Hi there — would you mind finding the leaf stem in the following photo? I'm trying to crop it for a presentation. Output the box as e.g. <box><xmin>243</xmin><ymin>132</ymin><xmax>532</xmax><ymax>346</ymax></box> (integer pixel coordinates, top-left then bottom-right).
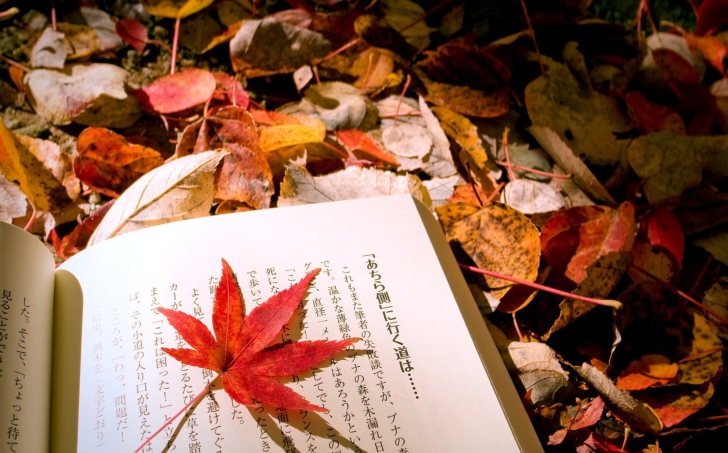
<box><xmin>502</xmin><ymin>128</ymin><xmax>516</xmax><ymax>182</ymax></box>
<box><xmin>630</xmin><ymin>265</ymin><xmax>728</xmax><ymax>327</ymax></box>
<box><xmin>519</xmin><ymin>0</ymin><xmax>543</xmax><ymax>74</ymax></box>
<box><xmin>494</xmin><ymin>160</ymin><xmax>573</xmax><ymax>179</ymax></box>
<box><xmin>23</xmin><ymin>199</ymin><xmax>37</xmax><ymax>232</ymax></box>
<box><xmin>170</xmin><ymin>17</ymin><xmax>181</xmax><ymax>75</ymax></box>
<box><xmin>459</xmin><ymin>264</ymin><xmax>623</xmax><ymax>309</ymax></box>
<box><xmin>398</xmin><ymin>0</ymin><xmax>453</xmax><ymax>34</ymax></box>
<box><xmin>133</xmin><ymin>377</ymin><xmax>217</xmax><ymax>453</ymax></box>
<box><xmin>393</xmin><ymin>74</ymin><xmax>411</xmax><ymax>127</ymax></box>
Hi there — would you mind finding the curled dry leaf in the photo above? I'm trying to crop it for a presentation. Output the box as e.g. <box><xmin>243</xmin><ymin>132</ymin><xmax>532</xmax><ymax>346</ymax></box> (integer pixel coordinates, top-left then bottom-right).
<box><xmin>56</xmin><ymin>23</ymin><xmax>100</xmax><ymax>61</ymax></box>
<box><xmin>212</xmin><ymin>72</ymin><xmax>249</xmax><ymax>109</ymax></box>
<box><xmin>177</xmin><ymin>106</ymin><xmax>273</xmax><ymax>209</ymax></box>
<box><xmin>571</xmin><ymin>362</ymin><xmax>663</xmax><ymax>434</ymax></box>
<box><xmin>500</xmin><ymin>179</ymin><xmax>568</xmax><ymax>215</ymax></box>
<box><xmin>548</xmin><ymin>397</ymin><xmax>605</xmax><ymax>446</ymax></box>
<box><xmin>354</xmin><ymin>15</ymin><xmax>418</xmax><ymax>61</ymax></box>
<box><xmin>0</xmin><ymin>172</ymin><xmax>26</xmax><ymax>222</ymax></box>
<box><xmin>414</xmin><ymin>40</ymin><xmax>511</xmax><ymax>118</ymax></box>
<box><xmin>74</xmin><ymin>127</ymin><xmax>164</xmax><ymax>198</ymax></box>
<box><xmin>24</xmin><ymin>63</ymin><xmax>141</xmax><ymax>128</ymax></box>
<box><xmin>440</xmin><ymin>202</ymin><xmax>540</xmax><ymax>299</ymax></box>
<box><xmin>66</xmin><ymin>7</ymin><xmax>122</xmax><ymax>52</ymax></box>
<box><xmin>131</xmin><ymin>68</ymin><xmax>216</xmax><ymax>114</ymax></box>
<box><xmin>541</xmin><ymin>202</ymin><xmax>636</xmax><ymax>284</ymax></box>
<box><xmin>432</xmin><ymin>105</ymin><xmax>488</xmax><ymax>171</ymax></box>
<box><xmin>230</xmin><ymin>16</ymin><xmax>331</xmax><ymax>77</ymax></box>
<box><xmin>88</xmin><ymin>150</ymin><xmax>227</xmax><ymax>245</ymax></box>
<box><xmin>525</xmin><ymin>62</ymin><xmax>634</xmax><ymax>167</ymax></box>
<box><xmin>0</xmin><ymin>121</ymin><xmax>78</xmax><ymax>212</ymax></box>
<box><xmin>278</xmin><ymin>163</ymin><xmax>430</xmax><ymax>208</ymax></box>
<box><xmin>628</xmin><ymin>130</ymin><xmax>728</xmax><ymax>203</ymax></box>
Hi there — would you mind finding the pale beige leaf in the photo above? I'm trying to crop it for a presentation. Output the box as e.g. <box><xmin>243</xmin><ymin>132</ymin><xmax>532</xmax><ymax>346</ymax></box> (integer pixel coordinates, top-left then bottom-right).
<box><xmin>549</xmin><ymin>164</ymin><xmax>595</xmax><ymax>207</ymax></box>
<box><xmin>704</xmin><ymin>277</ymin><xmax>728</xmax><ymax>330</ymax></box>
<box><xmin>518</xmin><ymin>370</ymin><xmax>571</xmax><ymax>407</ymax></box>
<box><xmin>419</xmin><ymin>96</ymin><xmax>457</xmax><ymax>178</ymax></box>
<box><xmin>24</xmin><ymin>64</ymin><xmax>140</xmax><ymax>127</ymax></box>
<box><xmin>278</xmin><ymin>163</ymin><xmax>430</xmax><ymax>208</ymax></box>
<box><xmin>423</xmin><ymin>175</ymin><xmax>464</xmax><ymax>208</ymax></box>
<box><xmin>528</xmin><ymin>126</ymin><xmax>616</xmax><ymax>205</ymax></box>
<box><xmin>572</xmin><ymin>362</ymin><xmax>663</xmax><ymax>433</ymax></box>
<box><xmin>66</xmin><ymin>7</ymin><xmax>123</xmax><ymax>51</ymax></box>
<box><xmin>501</xmin><ymin>179</ymin><xmax>567</xmax><ymax>215</ymax></box>
<box><xmin>279</xmin><ymin>82</ymin><xmax>375</xmax><ymax>131</ymax></box>
<box><xmin>31</xmin><ymin>27</ymin><xmax>67</xmax><ymax>69</ymax></box>
<box><xmin>0</xmin><ymin>172</ymin><xmax>26</xmax><ymax>222</ymax></box>
<box><xmin>88</xmin><ymin>150</ymin><xmax>227</xmax><ymax>245</ymax></box>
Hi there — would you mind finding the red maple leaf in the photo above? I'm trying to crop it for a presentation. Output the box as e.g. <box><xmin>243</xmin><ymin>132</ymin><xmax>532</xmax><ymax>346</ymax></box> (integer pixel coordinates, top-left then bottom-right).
<box><xmin>158</xmin><ymin>259</ymin><xmax>357</xmax><ymax>411</ymax></box>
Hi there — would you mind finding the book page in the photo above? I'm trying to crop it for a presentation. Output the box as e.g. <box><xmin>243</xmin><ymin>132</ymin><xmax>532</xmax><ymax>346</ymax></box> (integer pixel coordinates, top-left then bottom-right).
<box><xmin>56</xmin><ymin>195</ymin><xmax>542</xmax><ymax>452</ymax></box>
<box><xmin>0</xmin><ymin>222</ymin><xmax>56</xmax><ymax>452</ymax></box>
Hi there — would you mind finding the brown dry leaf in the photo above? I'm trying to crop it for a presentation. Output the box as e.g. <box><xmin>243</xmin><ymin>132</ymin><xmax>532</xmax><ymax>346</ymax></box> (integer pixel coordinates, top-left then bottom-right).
<box><xmin>345</xmin><ymin>47</ymin><xmax>400</xmax><ymax>94</ymax></box>
<box><xmin>57</xmin><ymin>23</ymin><xmax>100</xmax><ymax>60</ymax></box>
<box><xmin>179</xmin><ymin>13</ymin><xmax>223</xmax><ymax>54</ymax></box>
<box><xmin>64</xmin><ymin>7</ymin><xmax>122</xmax><ymax>52</ymax></box>
<box><xmin>74</xmin><ymin>127</ymin><xmax>164</xmax><ymax>198</ymax></box>
<box><xmin>0</xmin><ymin>172</ymin><xmax>26</xmax><ymax>222</ymax></box>
<box><xmin>383</xmin><ymin>0</ymin><xmax>435</xmax><ymax>51</ymax></box>
<box><xmin>414</xmin><ymin>40</ymin><xmax>511</xmax><ymax>118</ymax></box>
<box><xmin>177</xmin><ymin>106</ymin><xmax>273</xmax><ymax>209</ymax></box>
<box><xmin>24</xmin><ymin>64</ymin><xmax>140</xmax><ymax>128</ymax></box>
<box><xmin>675</xmin><ymin>311</ymin><xmax>723</xmax><ymax>385</ymax></box>
<box><xmin>140</xmin><ymin>0</ymin><xmax>215</xmax><ymax>19</ymax></box>
<box><xmin>230</xmin><ymin>17</ymin><xmax>331</xmax><ymax>77</ymax></box>
<box><xmin>549</xmin><ymin>397</ymin><xmax>606</xmax><ymax>445</ymax></box>
<box><xmin>88</xmin><ymin>150</ymin><xmax>227</xmax><ymax>245</ymax></box>
<box><xmin>354</xmin><ymin>15</ymin><xmax>418</xmax><ymax>61</ymax></box>
<box><xmin>442</xmin><ymin>202</ymin><xmax>540</xmax><ymax>299</ymax></box>
<box><xmin>616</xmin><ymin>355</ymin><xmax>678</xmax><ymax>391</ymax></box>
<box><xmin>627</xmin><ymin>239</ymin><xmax>676</xmax><ymax>285</ymax></box>
<box><xmin>545</xmin><ymin>252</ymin><xmax>629</xmax><ymax>339</ymax></box>
<box><xmin>571</xmin><ymin>362</ymin><xmax>663</xmax><ymax>433</ymax></box>
<box><xmin>525</xmin><ymin>62</ymin><xmax>634</xmax><ymax>167</ymax></box>
<box><xmin>628</xmin><ymin>131</ymin><xmax>728</xmax><ymax>203</ymax></box>
<box><xmin>30</xmin><ymin>27</ymin><xmax>66</xmax><ymax>69</ymax></box>
<box><xmin>703</xmin><ymin>277</ymin><xmax>728</xmax><ymax>331</ymax></box>
<box><xmin>432</xmin><ymin>105</ymin><xmax>488</xmax><ymax>170</ymax></box>
<box><xmin>277</xmin><ymin>163</ymin><xmax>430</xmax><ymax>208</ymax></box>
<box><xmin>501</xmin><ymin>179</ymin><xmax>568</xmax><ymax>215</ymax></box>
<box><xmin>0</xmin><ymin>121</ymin><xmax>77</xmax><ymax>213</ymax></box>
<box><xmin>528</xmin><ymin>126</ymin><xmax>615</xmax><ymax>205</ymax></box>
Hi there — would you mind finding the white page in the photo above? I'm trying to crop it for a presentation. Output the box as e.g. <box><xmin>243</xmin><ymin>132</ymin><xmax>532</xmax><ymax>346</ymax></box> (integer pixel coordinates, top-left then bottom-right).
<box><xmin>0</xmin><ymin>222</ymin><xmax>56</xmax><ymax>452</ymax></box>
<box><xmin>57</xmin><ymin>195</ymin><xmax>542</xmax><ymax>452</ymax></box>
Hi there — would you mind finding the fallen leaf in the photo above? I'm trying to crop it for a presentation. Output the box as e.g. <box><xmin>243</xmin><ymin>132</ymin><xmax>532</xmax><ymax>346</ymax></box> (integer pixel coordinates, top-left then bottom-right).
<box><xmin>335</xmin><ymin>129</ymin><xmax>399</xmax><ymax>166</ymax></box>
<box><xmin>414</xmin><ymin>40</ymin><xmax>511</xmax><ymax>118</ymax></box>
<box><xmin>685</xmin><ymin>33</ymin><xmax>726</xmax><ymax>75</ymax></box>
<box><xmin>383</xmin><ymin>0</ymin><xmax>436</xmax><ymax>50</ymax></box>
<box><xmin>627</xmin><ymin>239</ymin><xmax>676</xmax><ymax>285</ymax></box>
<box><xmin>693</xmin><ymin>229</ymin><xmax>728</xmax><ymax>266</ymax></box>
<box><xmin>500</xmin><ymin>179</ymin><xmax>568</xmax><ymax>215</ymax></box>
<box><xmin>422</xmin><ymin>175</ymin><xmax>464</xmax><ymax>207</ymax></box>
<box><xmin>140</xmin><ymin>0</ymin><xmax>215</xmax><ymax>19</ymax></box>
<box><xmin>24</xmin><ymin>63</ymin><xmax>141</xmax><ymax>127</ymax></box>
<box><xmin>627</xmin><ymin>131</ymin><xmax>728</xmax><ymax>203</ymax></box>
<box><xmin>703</xmin><ymin>277</ymin><xmax>728</xmax><ymax>329</ymax></box>
<box><xmin>418</xmin><ymin>96</ymin><xmax>458</xmax><ymax>178</ymax></box>
<box><xmin>642</xmin><ymin>33</ymin><xmax>701</xmax><ymax>85</ymax></box>
<box><xmin>88</xmin><ymin>150</ymin><xmax>226</xmax><ymax>245</ymax></box>
<box><xmin>439</xmin><ymin>3</ymin><xmax>464</xmax><ymax>37</ymax></box>
<box><xmin>696</xmin><ymin>0</ymin><xmax>728</xmax><ymax>35</ymax></box>
<box><xmin>280</xmin><ymin>82</ymin><xmax>377</xmax><ymax>131</ymax></box>
<box><xmin>432</xmin><ymin>106</ymin><xmax>488</xmax><ymax>171</ymax></box>
<box><xmin>624</xmin><ymin>91</ymin><xmax>686</xmax><ymax>135</ymax></box>
<box><xmin>259</xmin><ymin>122</ymin><xmax>326</xmax><ymax>153</ymax></box>
<box><xmin>230</xmin><ymin>16</ymin><xmax>331</xmax><ymax>77</ymax></box>
<box><xmin>354</xmin><ymin>15</ymin><xmax>417</xmax><ymax>61</ymax></box>
<box><xmin>0</xmin><ymin>121</ymin><xmax>77</xmax><ymax>212</ymax></box>
<box><xmin>674</xmin><ymin>311</ymin><xmax>723</xmax><ymax>385</ymax></box>
<box><xmin>278</xmin><ymin>163</ymin><xmax>430</xmax><ymax>207</ymax></box>
<box><xmin>30</xmin><ymin>27</ymin><xmax>66</xmax><ymax>69</ymax></box>
<box><xmin>571</xmin><ymin>362</ymin><xmax>663</xmax><ymax>433</ymax></box>
<box><xmin>64</xmin><ymin>7</ymin><xmax>122</xmax><ymax>52</ymax></box>
<box><xmin>646</xmin><ymin>207</ymin><xmax>684</xmax><ymax>267</ymax></box>
<box><xmin>616</xmin><ymin>355</ymin><xmax>678</xmax><ymax>391</ymax></box>
<box><xmin>528</xmin><ymin>126</ymin><xmax>616</xmax><ymax>205</ymax></box>
<box><xmin>639</xmin><ymin>383</ymin><xmax>715</xmax><ymax>428</ymax></box>
<box><xmin>549</xmin><ymin>397</ymin><xmax>605</xmax><ymax>445</ymax></box>
<box><xmin>448</xmin><ymin>183</ymin><xmax>489</xmax><ymax>207</ymax></box>
<box><xmin>545</xmin><ymin>252</ymin><xmax>630</xmax><ymax>339</ymax></box>
<box><xmin>0</xmin><ymin>172</ymin><xmax>26</xmax><ymax>222</ymax></box>
<box><xmin>212</xmin><ymin>72</ymin><xmax>249</xmax><ymax>109</ymax></box>
<box><xmin>177</xmin><ymin>106</ymin><xmax>273</xmax><ymax>208</ymax></box>
<box><xmin>131</xmin><ymin>68</ymin><xmax>216</xmax><ymax>114</ymax></box>
<box><xmin>56</xmin><ymin>23</ymin><xmax>100</xmax><ymax>60</ymax></box>
<box><xmin>159</xmin><ymin>259</ymin><xmax>357</xmax><ymax>410</ymax></box>
<box><xmin>518</xmin><ymin>370</ymin><xmax>572</xmax><ymax>407</ymax></box>
<box><xmin>344</xmin><ymin>47</ymin><xmax>401</xmax><ymax>94</ymax></box>
<box><xmin>116</xmin><ymin>18</ymin><xmax>148</xmax><ymax>52</ymax></box>
<box><xmin>74</xmin><ymin>127</ymin><xmax>164</xmax><ymax>198</ymax></box>
<box><xmin>179</xmin><ymin>12</ymin><xmax>223</xmax><ymax>54</ymax></box>
<box><xmin>441</xmin><ymin>202</ymin><xmax>540</xmax><ymax>299</ymax></box>
<box><xmin>549</xmin><ymin>164</ymin><xmax>595</xmax><ymax>208</ymax></box>
<box><xmin>52</xmin><ymin>199</ymin><xmax>115</xmax><ymax>260</ymax></box>
<box><xmin>525</xmin><ymin>62</ymin><xmax>634</xmax><ymax>167</ymax></box>
<box><xmin>541</xmin><ymin>202</ymin><xmax>636</xmax><ymax>284</ymax></box>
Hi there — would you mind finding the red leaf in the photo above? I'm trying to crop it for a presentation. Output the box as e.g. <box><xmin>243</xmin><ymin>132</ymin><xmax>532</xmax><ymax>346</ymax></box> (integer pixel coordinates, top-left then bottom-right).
<box><xmin>335</xmin><ymin>129</ymin><xmax>399</xmax><ymax>166</ymax></box>
<box><xmin>116</xmin><ymin>18</ymin><xmax>148</xmax><ymax>53</ymax></box>
<box><xmin>541</xmin><ymin>203</ymin><xmax>637</xmax><ymax>283</ymax></box>
<box><xmin>131</xmin><ymin>68</ymin><xmax>216</xmax><ymax>114</ymax></box>
<box><xmin>212</xmin><ymin>72</ymin><xmax>250</xmax><ymax>109</ymax></box>
<box><xmin>159</xmin><ymin>259</ymin><xmax>357</xmax><ymax>411</ymax></box>
<box><xmin>51</xmin><ymin>199</ymin><xmax>115</xmax><ymax>260</ymax></box>
<box><xmin>646</xmin><ymin>207</ymin><xmax>685</xmax><ymax>267</ymax></box>
<box><xmin>696</xmin><ymin>0</ymin><xmax>728</xmax><ymax>36</ymax></box>
<box><xmin>624</xmin><ymin>91</ymin><xmax>686</xmax><ymax>135</ymax></box>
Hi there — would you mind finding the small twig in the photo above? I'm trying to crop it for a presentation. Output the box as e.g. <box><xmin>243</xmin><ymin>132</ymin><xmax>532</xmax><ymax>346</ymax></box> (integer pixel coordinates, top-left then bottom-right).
<box><xmin>393</xmin><ymin>74</ymin><xmax>411</xmax><ymax>127</ymax></box>
<box><xmin>630</xmin><ymin>265</ymin><xmax>728</xmax><ymax>327</ymax></box>
<box><xmin>379</xmin><ymin>111</ymin><xmax>421</xmax><ymax>118</ymax></box>
<box><xmin>677</xmin><ymin>347</ymin><xmax>728</xmax><ymax>363</ymax></box>
<box><xmin>485</xmin><ymin>182</ymin><xmax>504</xmax><ymax>203</ymax></box>
<box><xmin>398</xmin><ymin>0</ymin><xmax>453</xmax><ymax>34</ymax></box>
<box><xmin>0</xmin><ymin>55</ymin><xmax>30</xmax><ymax>72</ymax></box>
<box><xmin>689</xmin><ymin>255</ymin><xmax>713</xmax><ymax>296</ymax></box>
<box><xmin>313</xmin><ymin>65</ymin><xmax>321</xmax><ymax>84</ymax></box>
<box><xmin>0</xmin><ymin>8</ymin><xmax>19</xmax><ymax>20</ymax></box>
<box><xmin>321</xmin><ymin>38</ymin><xmax>361</xmax><ymax>62</ymax></box>
<box><xmin>459</xmin><ymin>264</ymin><xmax>623</xmax><ymax>309</ymax></box>
<box><xmin>519</xmin><ymin>0</ymin><xmax>543</xmax><ymax>74</ymax></box>
<box><xmin>170</xmin><ymin>17</ymin><xmax>181</xmax><ymax>75</ymax></box>
<box><xmin>494</xmin><ymin>161</ymin><xmax>573</xmax><ymax>179</ymax></box>
<box><xmin>133</xmin><ymin>378</ymin><xmax>217</xmax><ymax>453</ymax></box>
<box><xmin>320</xmin><ymin>141</ymin><xmax>350</xmax><ymax>159</ymax></box>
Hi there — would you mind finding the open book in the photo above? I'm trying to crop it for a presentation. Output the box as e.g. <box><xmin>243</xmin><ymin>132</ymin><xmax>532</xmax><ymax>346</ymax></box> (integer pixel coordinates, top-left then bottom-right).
<box><xmin>0</xmin><ymin>195</ymin><xmax>543</xmax><ymax>452</ymax></box>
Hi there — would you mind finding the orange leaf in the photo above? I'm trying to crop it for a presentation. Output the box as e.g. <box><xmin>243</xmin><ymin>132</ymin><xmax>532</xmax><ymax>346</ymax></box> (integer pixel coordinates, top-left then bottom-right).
<box><xmin>616</xmin><ymin>355</ymin><xmax>678</xmax><ymax>391</ymax></box>
<box><xmin>74</xmin><ymin>127</ymin><xmax>164</xmax><ymax>198</ymax></box>
<box><xmin>159</xmin><ymin>259</ymin><xmax>358</xmax><ymax>411</ymax></box>
<box><xmin>685</xmin><ymin>33</ymin><xmax>726</xmax><ymax>75</ymax></box>
<box><xmin>336</xmin><ymin>129</ymin><xmax>399</xmax><ymax>166</ymax></box>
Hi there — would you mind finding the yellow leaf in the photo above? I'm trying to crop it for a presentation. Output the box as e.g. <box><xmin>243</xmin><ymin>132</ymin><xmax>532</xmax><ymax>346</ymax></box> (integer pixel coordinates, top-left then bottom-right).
<box><xmin>140</xmin><ymin>0</ymin><xmax>215</xmax><ymax>19</ymax></box>
<box><xmin>432</xmin><ymin>106</ymin><xmax>488</xmax><ymax>169</ymax></box>
<box><xmin>259</xmin><ymin>123</ymin><xmax>326</xmax><ymax>153</ymax></box>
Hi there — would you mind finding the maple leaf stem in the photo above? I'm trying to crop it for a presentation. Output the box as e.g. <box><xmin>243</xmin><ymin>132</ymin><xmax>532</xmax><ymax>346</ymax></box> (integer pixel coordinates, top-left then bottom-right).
<box><xmin>459</xmin><ymin>264</ymin><xmax>623</xmax><ymax>309</ymax></box>
<box><xmin>494</xmin><ymin>160</ymin><xmax>573</xmax><ymax>179</ymax></box>
<box><xmin>398</xmin><ymin>0</ymin><xmax>452</xmax><ymax>34</ymax></box>
<box><xmin>170</xmin><ymin>17</ymin><xmax>181</xmax><ymax>75</ymax></box>
<box><xmin>689</xmin><ymin>255</ymin><xmax>713</xmax><ymax>296</ymax></box>
<box><xmin>321</xmin><ymin>38</ymin><xmax>361</xmax><ymax>62</ymax></box>
<box><xmin>22</xmin><ymin>198</ymin><xmax>37</xmax><ymax>232</ymax></box>
<box><xmin>518</xmin><ymin>0</ymin><xmax>544</xmax><ymax>75</ymax></box>
<box><xmin>149</xmin><ymin>39</ymin><xmax>174</xmax><ymax>54</ymax></box>
<box><xmin>393</xmin><ymin>75</ymin><xmax>411</xmax><ymax>127</ymax></box>
<box><xmin>0</xmin><ymin>55</ymin><xmax>30</xmax><ymax>72</ymax></box>
<box><xmin>629</xmin><ymin>264</ymin><xmax>728</xmax><ymax>327</ymax></box>
<box><xmin>512</xmin><ymin>312</ymin><xmax>523</xmax><ymax>342</ymax></box>
<box><xmin>485</xmin><ymin>182</ymin><xmax>504</xmax><ymax>203</ymax></box>
<box><xmin>51</xmin><ymin>0</ymin><xmax>57</xmax><ymax>31</ymax></box>
<box><xmin>320</xmin><ymin>140</ymin><xmax>350</xmax><ymax>159</ymax></box>
<box><xmin>133</xmin><ymin>377</ymin><xmax>217</xmax><ymax>453</ymax></box>
<box><xmin>465</xmin><ymin>162</ymin><xmax>484</xmax><ymax>207</ymax></box>
<box><xmin>502</xmin><ymin>128</ymin><xmax>517</xmax><ymax>182</ymax></box>
<box><xmin>0</xmin><ymin>8</ymin><xmax>18</xmax><ymax>20</ymax></box>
